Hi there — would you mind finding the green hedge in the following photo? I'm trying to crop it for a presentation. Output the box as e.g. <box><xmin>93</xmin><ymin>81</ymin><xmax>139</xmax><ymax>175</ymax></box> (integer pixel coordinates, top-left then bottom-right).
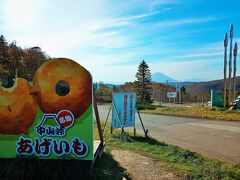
<box><xmin>136</xmin><ymin>104</ymin><xmax>156</xmax><ymax>110</ymax></box>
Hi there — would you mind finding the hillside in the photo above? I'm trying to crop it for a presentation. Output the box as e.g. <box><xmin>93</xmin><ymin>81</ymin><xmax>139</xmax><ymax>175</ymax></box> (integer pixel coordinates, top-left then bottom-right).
<box><xmin>151</xmin><ymin>72</ymin><xmax>197</xmax><ymax>87</ymax></box>
<box><xmin>186</xmin><ymin>76</ymin><xmax>240</xmax><ymax>95</ymax></box>
<box><xmin>152</xmin><ymin>72</ymin><xmax>177</xmax><ymax>83</ymax></box>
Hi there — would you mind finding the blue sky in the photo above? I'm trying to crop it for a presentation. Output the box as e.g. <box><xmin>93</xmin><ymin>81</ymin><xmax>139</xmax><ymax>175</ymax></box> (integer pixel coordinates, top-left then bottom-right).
<box><xmin>0</xmin><ymin>0</ymin><xmax>239</xmax><ymax>84</ymax></box>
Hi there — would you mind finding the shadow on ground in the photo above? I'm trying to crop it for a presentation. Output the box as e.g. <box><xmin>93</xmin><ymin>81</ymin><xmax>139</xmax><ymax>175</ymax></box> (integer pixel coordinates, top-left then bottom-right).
<box><xmin>131</xmin><ymin>136</ymin><xmax>168</xmax><ymax>146</ymax></box>
<box><xmin>0</xmin><ymin>151</ymin><xmax>131</xmax><ymax>180</ymax></box>
<box><xmin>93</xmin><ymin>151</ymin><xmax>131</xmax><ymax>180</ymax></box>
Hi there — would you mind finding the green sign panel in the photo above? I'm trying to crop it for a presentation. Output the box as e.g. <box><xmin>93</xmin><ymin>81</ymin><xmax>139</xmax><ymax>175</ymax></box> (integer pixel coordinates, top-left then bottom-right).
<box><xmin>0</xmin><ymin>58</ymin><xmax>93</xmax><ymax>160</ymax></box>
<box><xmin>211</xmin><ymin>90</ymin><xmax>224</xmax><ymax>108</ymax></box>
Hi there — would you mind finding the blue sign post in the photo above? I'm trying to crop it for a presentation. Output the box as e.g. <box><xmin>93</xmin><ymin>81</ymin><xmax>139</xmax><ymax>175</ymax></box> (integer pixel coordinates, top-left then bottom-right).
<box><xmin>101</xmin><ymin>91</ymin><xmax>147</xmax><ymax>137</ymax></box>
<box><xmin>112</xmin><ymin>92</ymin><xmax>136</xmax><ymax>129</ymax></box>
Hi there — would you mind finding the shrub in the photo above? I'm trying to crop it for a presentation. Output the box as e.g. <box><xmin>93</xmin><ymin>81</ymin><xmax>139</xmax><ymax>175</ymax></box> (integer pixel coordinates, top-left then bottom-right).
<box><xmin>136</xmin><ymin>103</ymin><xmax>156</xmax><ymax>110</ymax></box>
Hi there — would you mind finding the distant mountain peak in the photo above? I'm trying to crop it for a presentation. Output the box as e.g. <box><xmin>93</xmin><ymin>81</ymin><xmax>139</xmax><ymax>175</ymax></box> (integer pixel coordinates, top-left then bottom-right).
<box><xmin>152</xmin><ymin>72</ymin><xmax>177</xmax><ymax>83</ymax></box>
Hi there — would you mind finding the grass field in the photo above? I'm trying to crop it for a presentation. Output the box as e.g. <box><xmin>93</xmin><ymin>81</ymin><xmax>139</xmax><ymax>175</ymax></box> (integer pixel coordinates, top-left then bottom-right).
<box><xmin>101</xmin><ymin>126</ymin><xmax>240</xmax><ymax>179</ymax></box>
<box><xmin>141</xmin><ymin>106</ymin><xmax>240</xmax><ymax>121</ymax></box>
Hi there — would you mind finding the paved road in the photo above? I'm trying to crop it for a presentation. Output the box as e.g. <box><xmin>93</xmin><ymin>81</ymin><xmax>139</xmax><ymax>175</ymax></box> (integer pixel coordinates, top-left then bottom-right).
<box><xmin>98</xmin><ymin>104</ymin><xmax>240</xmax><ymax>164</ymax></box>
<box><xmin>152</xmin><ymin>102</ymin><xmax>205</xmax><ymax>108</ymax></box>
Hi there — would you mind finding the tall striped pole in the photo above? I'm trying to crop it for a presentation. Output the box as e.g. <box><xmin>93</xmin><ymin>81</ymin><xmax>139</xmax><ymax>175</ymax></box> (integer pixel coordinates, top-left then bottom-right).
<box><xmin>233</xmin><ymin>42</ymin><xmax>238</xmax><ymax>100</ymax></box>
<box><xmin>223</xmin><ymin>33</ymin><xmax>228</xmax><ymax>108</ymax></box>
<box><xmin>228</xmin><ymin>24</ymin><xmax>234</xmax><ymax>105</ymax></box>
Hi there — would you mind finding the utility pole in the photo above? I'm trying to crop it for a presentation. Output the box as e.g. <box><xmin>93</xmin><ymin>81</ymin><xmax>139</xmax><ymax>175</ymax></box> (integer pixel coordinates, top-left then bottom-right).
<box><xmin>233</xmin><ymin>42</ymin><xmax>238</xmax><ymax>100</ymax></box>
<box><xmin>176</xmin><ymin>83</ymin><xmax>181</xmax><ymax>103</ymax></box>
<box><xmin>223</xmin><ymin>33</ymin><xmax>228</xmax><ymax>108</ymax></box>
<box><xmin>179</xmin><ymin>86</ymin><xmax>181</xmax><ymax>103</ymax></box>
<box><xmin>228</xmin><ymin>24</ymin><xmax>234</xmax><ymax>105</ymax></box>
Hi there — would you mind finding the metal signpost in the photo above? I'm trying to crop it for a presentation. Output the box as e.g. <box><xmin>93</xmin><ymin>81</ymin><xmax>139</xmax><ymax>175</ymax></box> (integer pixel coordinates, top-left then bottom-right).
<box><xmin>167</xmin><ymin>92</ymin><xmax>177</xmax><ymax>103</ymax></box>
<box><xmin>176</xmin><ymin>83</ymin><xmax>181</xmax><ymax>103</ymax></box>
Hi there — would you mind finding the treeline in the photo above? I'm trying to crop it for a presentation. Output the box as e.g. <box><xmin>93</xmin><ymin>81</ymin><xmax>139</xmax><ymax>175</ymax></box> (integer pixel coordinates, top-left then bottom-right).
<box><xmin>95</xmin><ymin>81</ymin><xmax>211</xmax><ymax>104</ymax></box>
<box><xmin>0</xmin><ymin>35</ymin><xmax>210</xmax><ymax>104</ymax></box>
<box><xmin>93</xmin><ymin>82</ymin><xmax>113</xmax><ymax>103</ymax></box>
<box><xmin>0</xmin><ymin>35</ymin><xmax>51</xmax><ymax>86</ymax></box>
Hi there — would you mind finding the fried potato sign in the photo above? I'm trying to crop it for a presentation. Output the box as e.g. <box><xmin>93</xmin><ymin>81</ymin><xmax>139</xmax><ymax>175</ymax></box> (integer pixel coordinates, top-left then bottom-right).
<box><xmin>0</xmin><ymin>58</ymin><xmax>93</xmax><ymax>160</ymax></box>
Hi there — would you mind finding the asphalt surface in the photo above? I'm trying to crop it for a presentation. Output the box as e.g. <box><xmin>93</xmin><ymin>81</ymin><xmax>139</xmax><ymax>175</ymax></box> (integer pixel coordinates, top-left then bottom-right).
<box><xmin>98</xmin><ymin>104</ymin><xmax>240</xmax><ymax>164</ymax></box>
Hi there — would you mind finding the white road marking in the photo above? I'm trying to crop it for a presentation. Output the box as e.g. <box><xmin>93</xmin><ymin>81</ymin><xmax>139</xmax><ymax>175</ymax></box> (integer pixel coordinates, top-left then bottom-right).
<box><xmin>187</xmin><ymin>123</ymin><xmax>240</xmax><ymax>133</ymax></box>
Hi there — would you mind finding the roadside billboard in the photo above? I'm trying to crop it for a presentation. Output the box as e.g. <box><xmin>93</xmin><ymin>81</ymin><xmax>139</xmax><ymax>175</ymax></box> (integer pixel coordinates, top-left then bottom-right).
<box><xmin>112</xmin><ymin>92</ymin><xmax>136</xmax><ymax>129</ymax></box>
<box><xmin>167</xmin><ymin>92</ymin><xmax>177</xmax><ymax>98</ymax></box>
<box><xmin>0</xmin><ymin>58</ymin><xmax>93</xmax><ymax>160</ymax></box>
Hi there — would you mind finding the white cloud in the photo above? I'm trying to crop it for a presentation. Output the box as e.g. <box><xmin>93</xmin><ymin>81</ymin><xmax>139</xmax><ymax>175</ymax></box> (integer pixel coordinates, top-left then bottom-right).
<box><xmin>153</xmin><ymin>16</ymin><xmax>218</xmax><ymax>28</ymax></box>
<box><xmin>100</xmin><ymin>8</ymin><xmax>172</xmax><ymax>29</ymax></box>
<box><xmin>150</xmin><ymin>58</ymin><xmax>223</xmax><ymax>82</ymax></box>
<box><xmin>72</xmin><ymin>54</ymin><xmax>138</xmax><ymax>84</ymax></box>
<box><xmin>148</xmin><ymin>39</ymin><xmax>240</xmax><ymax>82</ymax></box>
<box><xmin>176</xmin><ymin>52</ymin><xmax>223</xmax><ymax>59</ymax></box>
<box><xmin>1</xmin><ymin>0</ymin><xmax>165</xmax><ymax>54</ymax></box>
<box><xmin>1</xmin><ymin>0</ymin><xmax>43</xmax><ymax>33</ymax></box>
<box><xmin>14</xmin><ymin>30</ymin><xmax>132</xmax><ymax>57</ymax></box>
<box><xmin>0</xmin><ymin>0</ymin><xmax>236</xmax><ymax>83</ymax></box>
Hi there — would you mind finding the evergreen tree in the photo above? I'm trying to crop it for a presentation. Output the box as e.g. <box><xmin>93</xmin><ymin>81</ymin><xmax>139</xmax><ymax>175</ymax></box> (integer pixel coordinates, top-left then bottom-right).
<box><xmin>135</xmin><ymin>60</ymin><xmax>152</xmax><ymax>104</ymax></box>
<box><xmin>93</xmin><ymin>82</ymin><xmax>98</xmax><ymax>94</ymax></box>
<box><xmin>180</xmin><ymin>86</ymin><xmax>186</xmax><ymax>94</ymax></box>
<box><xmin>113</xmin><ymin>85</ymin><xmax>117</xmax><ymax>92</ymax></box>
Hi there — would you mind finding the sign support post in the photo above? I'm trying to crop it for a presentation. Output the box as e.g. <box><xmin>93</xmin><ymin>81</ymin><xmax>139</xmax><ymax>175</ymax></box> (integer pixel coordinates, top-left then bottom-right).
<box><xmin>102</xmin><ymin>103</ymin><xmax>113</xmax><ymax>132</ymax></box>
<box><xmin>92</xmin><ymin>94</ymin><xmax>105</xmax><ymax>166</ymax></box>
<box><xmin>136</xmin><ymin>109</ymin><xmax>148</xmax><ymax>137</ymax></box>
<box><xmin>112</xmin><ymin>99</ymin><xmax>124</xmax><ymax>134</ymax></box>
<box><xmin>134</xmin><ymin>124</ymin><xmax>136</xmax><ymax>136</ymax></box>
<box><xmin>93</xmin><ymin>94</ymin><xmax>104</xmax><ymax>144</ymax></box>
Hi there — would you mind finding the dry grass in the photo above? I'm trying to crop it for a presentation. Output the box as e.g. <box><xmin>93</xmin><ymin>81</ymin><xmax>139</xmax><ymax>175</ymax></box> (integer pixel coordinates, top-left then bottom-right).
<box><xmin>103</xmin><ymin>128</ymin><xmax>240</xmax><ymax>179</ymax></box>
<box><xmin>141</xmin><ymin>107</ymin><xmax>240</xmax><ymax>121</ymax></box>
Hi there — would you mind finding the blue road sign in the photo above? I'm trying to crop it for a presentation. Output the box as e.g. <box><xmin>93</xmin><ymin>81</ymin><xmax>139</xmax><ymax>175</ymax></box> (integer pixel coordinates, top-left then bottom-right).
<box><xmin>112</xmin><ymin>92</ymin><xmax>136</xmax><ymax>129</ymax></box>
